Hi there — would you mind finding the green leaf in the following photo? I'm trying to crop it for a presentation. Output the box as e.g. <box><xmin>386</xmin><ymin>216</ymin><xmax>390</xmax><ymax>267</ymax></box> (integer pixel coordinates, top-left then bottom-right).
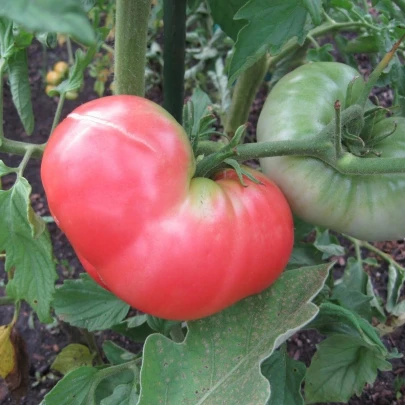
<box><xmin>53</xmin><ymin>273</ymin><xmax>130</xmax><ymax>332</ymax></box>
<box><xmin>146</xmin><ymin>316</ymin><xmax>181</xmax><ymax>337</ymax></box>
<box><xmin>386</xmin><ymin>264</ymin><xmax>405</xmax><ymax>316</ymax></box>
<box><xmin>190</xmin><ymin>88</ymin><xmax>212</xmax><ymax>135</ymax></box>
<box><xmin>81</xmin><ymin>0</ymin><xmax>96</xmax><ymax>12</ymax></box>
<box><xmin>53</xmin><ymin>48</ymin><xmax>96</xmax><ymax>95</ymax></box>
<box><xmin>262</xmin><ymin>346</ymin><xmax>306</xmax><ymax>405</ymax></box>
<box><xmin>7</xmin><ymin>49</ymin><xmax>34</xmax><ymax>135</ymax></box>
<box><xmin>331</xmin><ymin>284</ymin><xmax>373</xmax><ymax>321</ymax></box>
<box><xmin>206</xmin><ymin>0</ymin><xmax>248</xmax><ymax>40</ymax></box>
<box><xmin>0</xmin><ymin>17</ymin><xmax>14</xmax><ymax>59</ymax></box>
<box><xmin>229</xmin><ymin>0</ymin><xmax>309</xmax><ymax>84</ymax></box>
<box><xmin>303</xmin><ymin>0</ymin><xmax>323</xmax><ymax>25</ymax></box>
<box><xmin>341</xmin><ymin>257</ymin><xmax>386</xmax><ymax>321</ymax></box>
<box><xmin>44</xmin><ymin>367</ymin><xmax>99</xmax><ymax>405</ymax></box>
<box><xmin>35</xmin><ymin>32</ymin><xmax>57</xmax><ymax>48</ymax></box>
<box><xmin>0</xmin><ymin>161</ymin><xmax>14</xmax><ymax>176</ymax></box>
<box><xmin>100</xmin><ymin>383</ymin><xmax>139</xmax><ymax>405</ymax></box>
<box><xmin>111</xmin><ymin>315</ymin><xmax>155</xmax><ymax>343</ymax></box>
<box><xmin>96</xmin><ymin>369</ymin><xmax>137</xmax><ymax>404</ymax></box>
<box><xmin>103</xmin><ymin>341</ymin><xmax>137</xmax><ymax>365</ymax></box>
<box><xmin>44</xmin><ymin>363</ymin><xmax>139</xmax><ymax>405</ymax></box>
<box><xmin>138</xmin><ymin>264</ymin><xmax>331</xmax><ymax>404</ymax></box>
<box><xmin>0</xmin><ymin>0</ymin><xmax>96</xmax><ymax>46</ymax></box>
<box><xmin>305</xmin><ymin>335</ymin><xmax>392</xmax><ymax>403</ymax></box>
<box><xmin>306</xmin><ymin>43</ymin><xmax>334</xmax><ymax>62</ymax></box>
<box><xmin>293</xmin><ymin>216</ymin><xmax>314</xmax><ymax>242</ymax></box>
<box><xmin>51</xmin><ymin>344</ymin><xmax>93</xmax><ymax>375</ymax></box>
<box><xmin>287</xmin><ymin>243</ymin><xmax>323</xmax><ymax>270</ymax></box>
<box><xmin>0</xmin><ymin>178</ymin><xmax>56</xmax><ymax>322</ymax></box>
<box><xmin>313</xmin><ymin>229</ymin><xmax>345</xmax><ymax>259</ymax></box>
<box><xmin>308</xmin><ymin>303</ymin><xmax>386</xmax><ymax>351</ymax></box>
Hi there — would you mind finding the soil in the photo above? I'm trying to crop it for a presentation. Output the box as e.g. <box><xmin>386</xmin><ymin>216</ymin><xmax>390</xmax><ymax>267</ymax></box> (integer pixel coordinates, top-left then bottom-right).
<box><xmin>0</xmin><ymin>41</ymin><xmax>405</xmax><ymax>405</ymax></box>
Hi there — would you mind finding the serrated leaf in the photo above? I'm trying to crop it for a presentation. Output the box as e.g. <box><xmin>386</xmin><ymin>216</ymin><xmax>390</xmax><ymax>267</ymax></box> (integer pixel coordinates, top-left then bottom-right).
<box><xmin>44</xmin><ymin>366</ymin><xmax>99</xmax><ymax>405</ymax></box>
<box><xmin>262</xmin><ymin>346</ymin><xmax>306</xmax><ymax>405</ymax></box>
<box><xmin>51</xmin><ymin>344</ymin><xmax>93</xmax><ymax>375</ymax></box>
<box><xmin>206</xmin><ymin>0</ymin><xmax>248</xmax><ymax>40</ymax></box>
<box><xmin>308</xmin><ymin>303</ymin><xmax>386</xmax><ymax>351</ymax></box>
<box><xmin>7</xmin><ymin>49</ymin><xmax>34</xmax><ymax>135</ymax></box>
<box><xmin>305</xmin><ymin>335</ymin><xmax>392</xmax><ymax>403</ymax></box>
<box><xmin>229</xmin><ymin>0</ymin><xmax>309</xmax><ymax>84</ymax></box>
<box><xmin>138</xmin><ymin>264</ymin><xmax>331</xmax><ymax>404</ymax></box>
<box><xmin>0</xmin><ymin>178</ymin><xmax>56</xmax><ymax>322</ymax></box>
<box><xmin>100</xmin><ymin>383</ymin><xmax>139</xmax><ymax>405</ymax></box>
<box><xmin>0</xmin><ymin>0</ymin><xmax>95</xmax><ymax>46</ymax></box>
<box><xmin>0</xmin><ymin>324</ymin><xmax>14</xmax><ymax>379</ymax></box>
<box><xmin>53</xmin><ymin>273</ymin><xmax>130</xmax><ymax>332</ymax></box>
<box><xmin>103</xmin><ymin>341</ymin><xmax>137</xmax><ymax>365</ymax></box>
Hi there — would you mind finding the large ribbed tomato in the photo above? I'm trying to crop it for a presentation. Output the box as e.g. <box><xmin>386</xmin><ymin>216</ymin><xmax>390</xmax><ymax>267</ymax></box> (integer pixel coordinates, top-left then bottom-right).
<box><xmin>257</xmin><ymin>62</ymin><xmax>405</xmax><ymax>242</ymax></box>
<box><xmin>41</xmin><ymin>95</ymin><xmax>293</xmax><ymax>320</ymax></box>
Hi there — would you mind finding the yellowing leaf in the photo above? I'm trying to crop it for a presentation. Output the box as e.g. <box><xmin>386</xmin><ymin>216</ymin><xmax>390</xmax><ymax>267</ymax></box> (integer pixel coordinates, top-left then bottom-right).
<box><xmin>51</xmin><ymin>344</ymin><xmax>94</xmax><ymax>375</ymax></box>
<box><xmin>0</xmin><ymin>324</ymin><xmax>15</xmax><ymax>379</ymax></box>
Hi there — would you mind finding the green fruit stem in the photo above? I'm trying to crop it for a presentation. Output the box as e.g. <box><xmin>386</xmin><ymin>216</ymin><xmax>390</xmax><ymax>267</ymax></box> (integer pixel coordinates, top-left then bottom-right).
<box><xmin>114</xmin><ymin>0</ymin><xmax>151</xmax><ymax>96</ymax></box>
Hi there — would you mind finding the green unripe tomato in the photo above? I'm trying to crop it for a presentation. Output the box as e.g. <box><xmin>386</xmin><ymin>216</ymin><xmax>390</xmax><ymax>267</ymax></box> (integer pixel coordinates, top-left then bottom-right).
<box><xmin>257</xmin><ymin>62</ymin><xmax>405</xmax><ymax>242</ymax></box>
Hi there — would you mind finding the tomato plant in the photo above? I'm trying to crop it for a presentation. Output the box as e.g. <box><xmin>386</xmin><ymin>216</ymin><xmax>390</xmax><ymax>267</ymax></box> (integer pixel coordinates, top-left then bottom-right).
<box><xmin>257</xmin><ymin>62</ymin><xmax>405</xmax><ymax>242</ymax></box>
<box><xmin>2</xmin><ymin>1</ymin><xmax>405</xmax><ymax>404</ymax></box>
<box><xmin>41</xmin><ymin>95</ymin><xmax>294</xmax><ymax>320</ymax></box>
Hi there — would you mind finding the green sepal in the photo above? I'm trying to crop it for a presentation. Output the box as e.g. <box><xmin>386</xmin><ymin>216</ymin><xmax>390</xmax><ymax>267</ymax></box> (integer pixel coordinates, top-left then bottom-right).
<box><xmin>223</xmin><ymin>159</ymin><xmax>262</xmax><ymax>187</ymax></box>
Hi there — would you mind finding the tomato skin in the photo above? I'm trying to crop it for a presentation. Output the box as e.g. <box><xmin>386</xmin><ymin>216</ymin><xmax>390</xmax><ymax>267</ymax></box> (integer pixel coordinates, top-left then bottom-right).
<box><xmin>41</xmin><ymin>95</ymin><xmax>294</xmax><ymax>320</ymax></box>
<box><xmin>257</xmin><ymin>62</ymin><xmax>405</xmax><ymax>242</ymax></box>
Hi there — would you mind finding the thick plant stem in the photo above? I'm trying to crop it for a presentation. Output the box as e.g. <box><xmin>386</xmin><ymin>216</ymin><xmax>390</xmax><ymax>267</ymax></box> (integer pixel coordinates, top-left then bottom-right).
<box><xmin>163</xmin><ymin>0</ymin><xmax>187</xmax><ymax>123</ymax></box>
<box><xmin>115</xmin><ymin>0</ymin><xmax>151</xmax><ymax>96</ymax></box>
<box><xmin>225</xmin><ymin>55</ymin><xmax>268</xmax><ymax>138</ymax></box>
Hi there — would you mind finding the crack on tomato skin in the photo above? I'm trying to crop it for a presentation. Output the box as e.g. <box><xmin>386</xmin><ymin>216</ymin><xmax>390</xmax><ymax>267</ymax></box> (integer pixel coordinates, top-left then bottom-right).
<box><xmin>68</xmin><ymin>113</ymin><xmax>158</xmax><ymax>153</ymax></box>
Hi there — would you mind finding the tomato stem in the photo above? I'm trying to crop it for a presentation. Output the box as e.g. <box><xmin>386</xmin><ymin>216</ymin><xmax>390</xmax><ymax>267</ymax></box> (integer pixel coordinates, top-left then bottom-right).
<box><xmin>0</xmin><ymin>295</ymin><xmax>15</xmax><ymax>306</ymax></box>
<box><xmin>225</xmin><ymin>55</ymin><xmax>269</xmax><ymax>138</ymax></box>
<box><xmin>163</xmin><ymin>0</ymin><xmax>187</xmax><ymax>123</ymax></box>
<box><xmin>344</xmin><ymin>234</ymin><xmax>405</xmax><ymax>273</ymax></box>
<box><xmin>114</xmin><ymin>0</ymin><xmax>151</xmax><ymax>96</ymax></box>
<box><xmin>0</xmin><ymin>138</ymin><xmax>44</xmax><ymax>158</ymax></box>
<box><xmin>50</xmin><ymin>92</ymin><xmax>66</xmax><ymax>135</ymax></box>
<box><xmin>357</xmin><ymin>33</ymin><xmax>405</xmax><ymax>107</ymax></box>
